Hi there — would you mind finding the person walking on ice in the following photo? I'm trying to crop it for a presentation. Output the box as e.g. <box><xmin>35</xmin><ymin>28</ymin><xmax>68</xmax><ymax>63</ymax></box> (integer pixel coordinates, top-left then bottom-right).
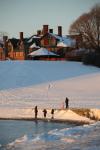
<box><xmin>51</xmin><ymin>109</ymin><xmax>54</xmax><ymax>119</ymax></box>
<box><xmin>65</xmin><ymin>97</ymin><xmax>69</xmax><ymax>109</ymax></box>
<box><xmin>34</xmin><ymin>106</ymin><xmax>38</xmax><ymax>119</ymax></box>
<box><xmin>43</xmin><ymin>109</ymin><xmax>47</xmax><ymax>118</ymax></box>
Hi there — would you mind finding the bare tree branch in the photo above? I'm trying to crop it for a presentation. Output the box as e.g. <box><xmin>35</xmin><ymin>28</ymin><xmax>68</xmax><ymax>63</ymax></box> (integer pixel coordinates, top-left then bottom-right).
<box><xmin>69</xmin><ymin>3</ymin><xmax>100</xmax><ymax>52</ymax></box>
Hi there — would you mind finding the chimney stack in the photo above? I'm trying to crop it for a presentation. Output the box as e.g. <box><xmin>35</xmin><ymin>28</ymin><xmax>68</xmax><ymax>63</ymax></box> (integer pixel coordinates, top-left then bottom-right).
<box><xmin>37</xmin><ymin>30</ymin><xmax>41</xmax><ymax>36</ymax></box>
<box><xmin>58</xmin><ymin>26</ymin><xmax>62</xmax><ymax>37</ymax></box>
<box><xmin>3</xmin><ymin>36</ymin><xmax>8</xmax><ymax>57</ymax></box>
<box><xmin>49</xmin><ymin>29</ymin><xmax>53</xmax><ymax>33</ymax></box>
<box><xmin>3</xmin><ymin>36</ymin><xmax>8</xmax><ymax>48</ymax></box>
<box><xmin>43</xmin><ymin>25</ymin><xmax>48</xmax><ymax>35</ymax></box>
<box><xmin>20</xmin><ymin>32</ymin><xmax>23</xmax><ymax>41</ymax></box>
<box><xmin>3</xmin><ymin>36</ymin><xmax>8</xmax><ymax>44</ymax></box>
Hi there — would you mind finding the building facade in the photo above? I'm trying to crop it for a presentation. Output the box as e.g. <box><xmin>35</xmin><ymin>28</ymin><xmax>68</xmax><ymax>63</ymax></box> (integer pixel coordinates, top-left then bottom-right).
<box><xmin>0</xmin><ymin>25</ymin><xmax>81</xmax><ymax>61</ymax></box>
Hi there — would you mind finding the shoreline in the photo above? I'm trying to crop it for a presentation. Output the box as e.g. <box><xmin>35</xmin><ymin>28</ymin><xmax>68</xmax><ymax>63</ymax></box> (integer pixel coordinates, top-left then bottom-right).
<box><xmin>0</xmin><ymin>107</ymin><xmax>99</xmax><ymax>124</ymax></box>
<box><xmin>0</xmin><ymin>117</ymin><xmax>91</xmax><ymax>125</ymax></box>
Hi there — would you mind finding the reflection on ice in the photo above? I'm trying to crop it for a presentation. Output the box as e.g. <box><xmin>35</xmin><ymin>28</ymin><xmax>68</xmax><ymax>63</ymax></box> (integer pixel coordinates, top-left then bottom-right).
<box><xmin>8</xmin><ymin>135</ymin><xmax>28</xmax><ymax>147</ymax></box>
<box><xmin>0</xmin><ymin>122</ymin><xmax>100</xmax><ymax>150</ymax></box>
<box><xmin>4</xmin><ymin>121</ymin><xmax>100</xmax><ymax>150</ymax></box>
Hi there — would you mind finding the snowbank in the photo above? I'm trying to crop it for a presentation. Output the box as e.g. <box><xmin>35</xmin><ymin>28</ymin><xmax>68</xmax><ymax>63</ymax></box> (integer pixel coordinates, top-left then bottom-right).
<box><xmin>90</xmin><ymin>109</ymin><xmax>100</xmax><ymax>120</ymax></box>
<box><xmin>0</xmin><ymin>107</ymin><xmax>94</xmax><ymax>124</ymax></box>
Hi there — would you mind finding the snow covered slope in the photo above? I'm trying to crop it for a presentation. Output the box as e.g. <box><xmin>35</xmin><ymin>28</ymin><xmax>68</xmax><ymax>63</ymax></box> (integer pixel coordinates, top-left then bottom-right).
<box><xmin>0</xmin><ymin>61</ymin><xmax>100</xmax><ymax>109</ymax></box>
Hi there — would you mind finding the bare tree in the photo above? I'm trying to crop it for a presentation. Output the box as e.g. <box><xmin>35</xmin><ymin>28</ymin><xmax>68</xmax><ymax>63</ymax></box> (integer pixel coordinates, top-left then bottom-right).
<box><xmin>69</xmin><ymin>4</ymin><xmax>100</xmax><ymax>52</ymax></box>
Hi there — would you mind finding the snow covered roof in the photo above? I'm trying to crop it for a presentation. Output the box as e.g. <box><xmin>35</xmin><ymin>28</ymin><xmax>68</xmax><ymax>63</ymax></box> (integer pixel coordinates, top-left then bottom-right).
<box><xmin>29</xmin><ymin>48</ymin><xmax>58</xmax><ymax>57</ymax></box>
<box><xmin>49</xmin><ymin>33</ymin><xmax>76</xmax><ymax>47</ymax></box>
<box><xmin>57</xmin><ymin>41</ymin><xmax>68</xmax><ymax>47</ymax></box>
<box><xmin>29</xmin><ymin>43</ymin><xmax>40</xmax><ymax>49</ymax></box>
<box><xmin>28</xmin><ymin>33</ymin><xmax>76</xmax><ymax>48</ymax></box>
<box><xmin>27</xmin><ymin>38</ymin><xmax>33</xmax><ymax>43</ymax></box>
<box><xmin>28</xmin><ymin>35</ymin><xmax>41</xmax><ymax>43</ymax></box>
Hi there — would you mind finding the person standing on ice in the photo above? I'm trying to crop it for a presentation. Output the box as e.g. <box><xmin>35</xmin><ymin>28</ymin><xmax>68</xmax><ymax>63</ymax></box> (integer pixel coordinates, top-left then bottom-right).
<box><xmin>51</xmin><ymin>109</ymin><xmax>54</xmax><ymax>119</ymax></box>
<box><xmin>43</xmin><ymin>109</ymin><xmax>47</xmax><ymax>118</ymax></box>
<box><xmin>65</xmin><ymin>97</ymin><xmax>69</xmax><ymax>109</ymax></box>
<box><xmin>34</xmin><ymin>106</ymin><xmax>38</xmax><ymax>119</ymax></box>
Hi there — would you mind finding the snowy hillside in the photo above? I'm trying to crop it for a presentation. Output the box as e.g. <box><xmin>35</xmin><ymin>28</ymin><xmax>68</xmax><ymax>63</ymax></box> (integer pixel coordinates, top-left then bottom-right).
<box><xmin>0</xmin><ymin>60</ymin><xmax>100</xmax><ymax>109</ymax></box>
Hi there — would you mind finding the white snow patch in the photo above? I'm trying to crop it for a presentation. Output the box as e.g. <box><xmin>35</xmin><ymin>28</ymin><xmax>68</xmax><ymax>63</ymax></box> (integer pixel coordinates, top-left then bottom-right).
<box><xmin>29</xmin><ymin>48</ymin><xmax>57</xmax><ymax>56</ymax></box>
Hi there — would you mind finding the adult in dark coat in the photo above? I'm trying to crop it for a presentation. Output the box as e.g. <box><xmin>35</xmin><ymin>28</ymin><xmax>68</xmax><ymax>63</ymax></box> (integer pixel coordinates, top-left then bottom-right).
<box><xmin>51</xmin><ymin>109</ymin><xmax>54</xmax><ymax>119</ymax></box>
<box><xmin>65</xmin><ymin>97</ymin><xmax>69</xmax><ymax>108</ymax></box>
<box><xmin>43</xmin><ymin>109</ymin><xmax>47</xmax><ymax>118</ymax></box>
<box><xmin>34</xmin><ymin>106</ymin><xmax>38</xmax><ymax>119</ymax></box>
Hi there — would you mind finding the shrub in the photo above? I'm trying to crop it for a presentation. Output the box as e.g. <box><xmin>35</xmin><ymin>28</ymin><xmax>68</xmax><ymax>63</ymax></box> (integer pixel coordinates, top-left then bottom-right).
<box><xmin>82</xmin><ymin>52</ymin><xmax>96</xmax><ymax>65</ymax></box>
<box><xmin>82</xmin><ymin>51</ymin><xmax>100</xmax><ymax>67</ymax></box>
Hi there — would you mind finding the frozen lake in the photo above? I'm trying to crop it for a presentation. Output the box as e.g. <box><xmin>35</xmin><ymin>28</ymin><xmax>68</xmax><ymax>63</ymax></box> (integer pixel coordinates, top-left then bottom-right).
<box><xmin>0</xmin><ymin>120</ymin><xmax>76</xmax><ymax>149</ymax></box>
<box><xmin>0</xmin><ymin>120</ymin><xmax>100</xmax><ymax>150</ymax></box>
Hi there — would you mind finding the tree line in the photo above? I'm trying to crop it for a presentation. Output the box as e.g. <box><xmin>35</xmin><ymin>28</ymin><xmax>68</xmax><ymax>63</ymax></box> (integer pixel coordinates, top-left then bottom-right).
<box><xmin>69</xmin><ymin>3</ymin><xmax>100</xmax><ymax>67</ymax></box>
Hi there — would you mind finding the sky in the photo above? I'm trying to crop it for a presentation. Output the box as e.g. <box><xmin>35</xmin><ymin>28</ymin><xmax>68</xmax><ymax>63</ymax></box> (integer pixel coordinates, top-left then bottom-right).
<box><xmin>0</xmin><ymin>0</ymin><xmax>100</xmax><ymax>38</ymax></box>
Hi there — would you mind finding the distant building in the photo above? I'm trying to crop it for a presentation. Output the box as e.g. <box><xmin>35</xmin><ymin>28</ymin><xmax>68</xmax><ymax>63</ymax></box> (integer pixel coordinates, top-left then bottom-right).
<box><xmin>28</xmin><ymin>25</ymin><xmax>76</xmax><ymax>59</ymax></box>
<box><xmin>0</xmin><ymin>25</ymin><xmax>83</xmax><ymax>61</ymax></box>
<box><xmin>40</xmin><ymin>25</ymin><xmax>75</xmax><ymax>48</ymax></box>
<box><xmin>7</xmin><ymin>32</ymin><xmax>26</xmax><ymax>60</ymax></box>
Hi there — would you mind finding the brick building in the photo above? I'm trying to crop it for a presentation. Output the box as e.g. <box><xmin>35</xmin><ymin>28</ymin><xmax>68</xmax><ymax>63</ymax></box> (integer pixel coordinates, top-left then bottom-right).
<box><xmin>0</xmin><ymin>25</ymin><xmax>82</xmax><ymax>61</ymax></box>
<box><xmin>7</xmin><ymin>32</ymin><xmax>26</xmax><ymax>60</ymax></box>
<box><xmin>28</xmin><ymin>25</ymin><xmax>76</xmax><ymax>59</ymax></box>
<box><xmin>0</xmin><ymin>47</ymin><xmax>5</xmax><ymax>60</ymax></box>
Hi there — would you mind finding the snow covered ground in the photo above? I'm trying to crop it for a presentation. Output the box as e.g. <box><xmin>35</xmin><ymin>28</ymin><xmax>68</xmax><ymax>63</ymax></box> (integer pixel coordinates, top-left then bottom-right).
<box><xmin>0</xmin><ymin>60</ymin><xmax>100</xmax><ymax>109</ymax></box>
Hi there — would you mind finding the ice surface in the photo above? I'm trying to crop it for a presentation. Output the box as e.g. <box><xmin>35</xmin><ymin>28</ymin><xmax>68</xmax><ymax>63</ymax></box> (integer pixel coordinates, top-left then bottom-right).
<box><xmin>3</xmin><ymin>121</ymin><xmax>100</xmax><ymax>150</ymax></box>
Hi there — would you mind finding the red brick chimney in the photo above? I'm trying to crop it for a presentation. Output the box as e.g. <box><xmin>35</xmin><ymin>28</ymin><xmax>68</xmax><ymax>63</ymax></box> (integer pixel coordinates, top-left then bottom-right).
<box><xmin>49</xmin><ymin>29</ymin><xmax>53</xmax><ymax>33</ymax></box>
<box><xmin>58</xmin><ymin>26</ymin><xmax>62</xmax><ymax>37</ymax></box>
<box><xmin>3</xmin><ymin>36</ymin><xmax>8</xmax><ymax>57</ymax></box>
<box><xmin>43</xmin><ymin>25</ymin><xmax>48</xmax><ymax>35</ymax></box>
<box><xmin>20</xmin><ymin>32</ymin><xmax>23</xmax><ymax>41</ymax></box>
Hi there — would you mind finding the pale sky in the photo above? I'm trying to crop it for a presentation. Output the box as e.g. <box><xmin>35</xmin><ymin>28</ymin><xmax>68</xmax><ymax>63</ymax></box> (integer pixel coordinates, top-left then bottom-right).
<box><xmin>0</xmin><ymin>0</ymin><xmax>100</xmax><ymax>38</ymax></box>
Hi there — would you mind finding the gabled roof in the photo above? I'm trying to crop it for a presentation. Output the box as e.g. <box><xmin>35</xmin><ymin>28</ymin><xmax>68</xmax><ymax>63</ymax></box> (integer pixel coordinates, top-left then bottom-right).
<box><xmin>29</xmin><ymin>43</ymin><xmax>40</xmax><ymax>49</ymax></box>
<box><xmin>29</xmin><ymin>48</ymin><xmax>58</xmax><ymax>57</ymax></box>
<box><xmin>9</xmin><ymin>38</ymin><xmax>19</xmax><ymax>48</ymax></box>
<box><xmin>27</xmin><ymin>35</ymin><xmax>41</xmax><ymax>48</ymax></box>
<box><xmin>27</xmin><ymin>35</ymin><xmax>41</xmax><ymax>43</ymax></box>
<box><xmin>9</xmin><ymin>38</ymin><xmax>28</xmax><ymax>49</ymax></box>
